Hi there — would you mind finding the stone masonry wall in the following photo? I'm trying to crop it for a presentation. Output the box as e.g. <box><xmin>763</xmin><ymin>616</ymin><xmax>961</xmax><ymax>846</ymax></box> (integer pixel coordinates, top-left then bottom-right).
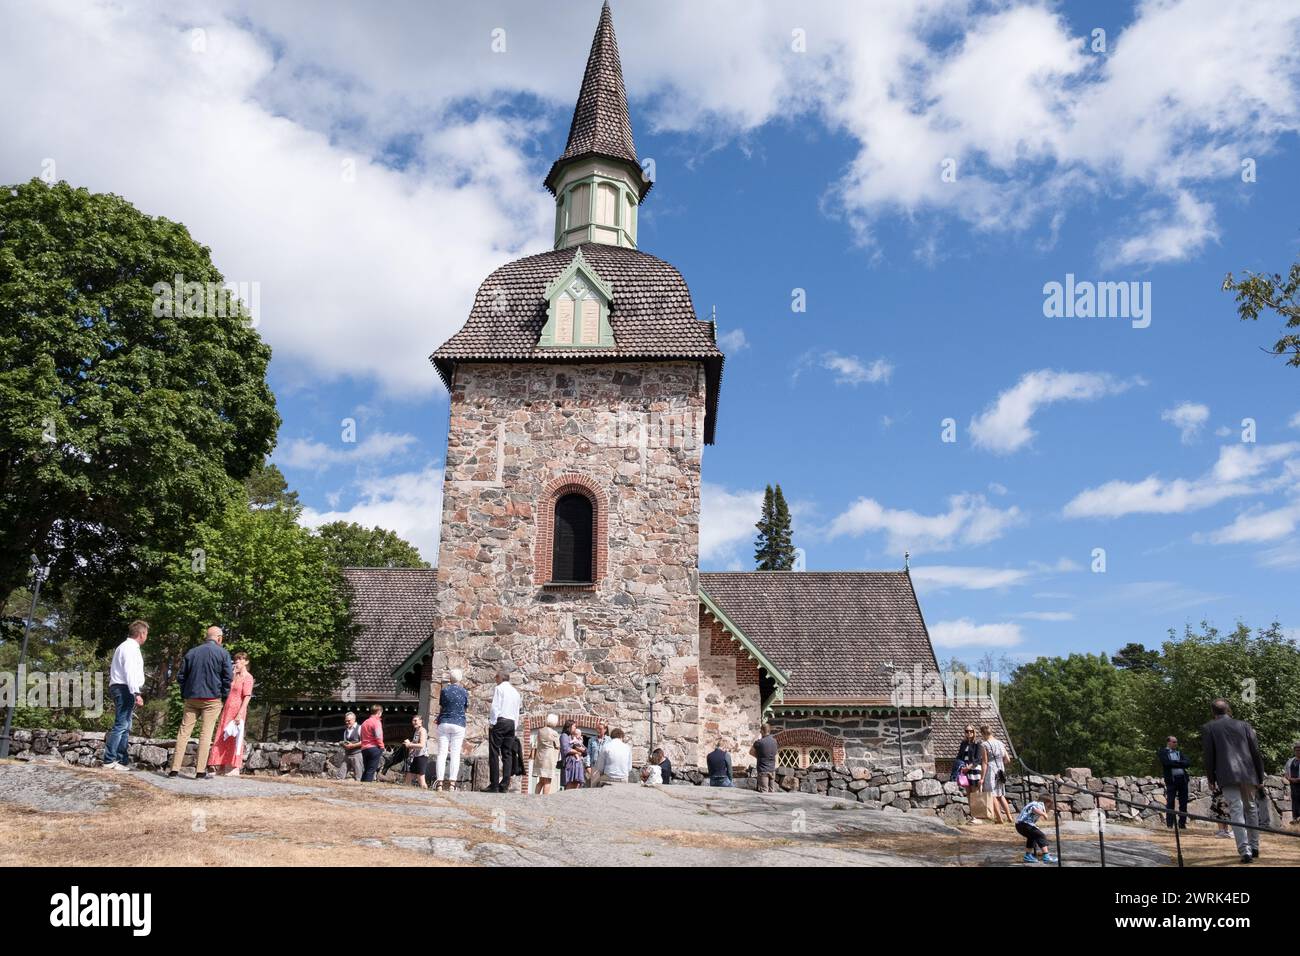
<box><xmin>697</xmin><ymin>611</ymin><xmax>761</xmax><ymax>767</ymax></box>
<box><xmin>432</xmin><ymin>361</ymin><xmax>706</xmax><ymax>770</ymax></box>
<box><xmin>769</xmin><ymin>713</ymin><xmax>933</xmax><ymax>771</ymax></box>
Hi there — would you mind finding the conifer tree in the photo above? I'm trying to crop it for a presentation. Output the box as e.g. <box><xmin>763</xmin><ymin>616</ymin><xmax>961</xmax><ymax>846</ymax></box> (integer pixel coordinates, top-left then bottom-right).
<box><xmin>754</xmin><ymin>484</ymin><xmax>796</xmax><ymax>570</ymax></box>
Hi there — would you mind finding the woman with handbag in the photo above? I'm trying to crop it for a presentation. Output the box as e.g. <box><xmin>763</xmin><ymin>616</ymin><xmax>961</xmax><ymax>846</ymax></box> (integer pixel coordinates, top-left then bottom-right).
<box><xmin>980</xmin><ymin>724</ymin><xmax>1013</xmax><ymax>824</ymax></box>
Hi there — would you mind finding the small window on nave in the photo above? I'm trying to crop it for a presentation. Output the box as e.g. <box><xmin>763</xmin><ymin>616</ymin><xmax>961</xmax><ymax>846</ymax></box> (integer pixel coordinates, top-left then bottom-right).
<box><xmin>552</xmin><ymin>493</ymin><xmax>594</xmax><ymax>583</ymax></box>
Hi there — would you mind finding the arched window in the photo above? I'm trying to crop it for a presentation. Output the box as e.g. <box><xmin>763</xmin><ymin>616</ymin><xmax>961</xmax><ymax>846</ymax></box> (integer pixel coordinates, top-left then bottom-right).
<box><xmin>777</xmin><ymin>749</ymin><xmax>801</xmax><ymax>769</ymax></box>
<box><xmin>552</xmin><ymin>493</ymin><xmax>593</xmax><ymax>583</ymax></box>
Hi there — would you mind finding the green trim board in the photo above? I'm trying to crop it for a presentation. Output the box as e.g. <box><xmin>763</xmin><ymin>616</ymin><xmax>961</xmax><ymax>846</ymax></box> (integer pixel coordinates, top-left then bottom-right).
<box><xmin>538</xmin><ymin>248</ymin><xmax>616</xmax><ymax>349</ymax></box>
<box><xmin>554</xmin><ymin>169</ymin><xmax>639</xmax><ymax>249</ymax></box>
<box><xmin>390</xmin><ymin>636</ymin><xmax>434</xmax><ymax>685</ymax></box>
<box><xmin>772</xmin><ymin>706</ymin><xmax>945</xmax><ymax>717</ymax></box>
<box><xmin>698</xmin><ymin>587</ymin><xmax>791</xmax><ymax>689</ymax></box>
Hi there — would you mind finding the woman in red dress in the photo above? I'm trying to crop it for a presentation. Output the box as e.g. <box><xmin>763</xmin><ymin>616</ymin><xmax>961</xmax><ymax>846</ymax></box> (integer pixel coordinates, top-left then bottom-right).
<box><xmin>207</xmin><ymin>652</ymin><xmax>253</xmax><ymax>776</ymax></box>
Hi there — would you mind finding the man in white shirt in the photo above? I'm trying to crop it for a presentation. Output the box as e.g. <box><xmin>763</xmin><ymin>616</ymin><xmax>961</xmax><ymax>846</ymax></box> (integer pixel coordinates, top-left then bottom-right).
<box><xmin>103</xmin><ymin>620</ymin><xmax>148</xmax><ymax>770</ymax></box>
<box><xmin>592</xmin><ymin>728</ymin><xmax>632</xmax><ymax>785</ymax></box>
<box><xmin>486</xmin><ymin>669</ymin><xmax>521</xmax><ymax>792</ymax></box>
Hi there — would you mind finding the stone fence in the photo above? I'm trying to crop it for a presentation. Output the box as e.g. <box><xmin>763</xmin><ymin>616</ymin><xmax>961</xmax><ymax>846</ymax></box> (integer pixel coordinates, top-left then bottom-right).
<box><xmin>7</xmin><ymin>729</ymin><xmax>1295</xmax><ymax>830</ymax></box>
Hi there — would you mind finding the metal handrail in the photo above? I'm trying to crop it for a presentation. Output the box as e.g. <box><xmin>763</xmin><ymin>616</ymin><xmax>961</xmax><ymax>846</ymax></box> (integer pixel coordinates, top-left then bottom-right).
<box><xmin>1008</xmin><ymin>757</ymin><xmax>1298</xmax><ymax>868</ymax></box>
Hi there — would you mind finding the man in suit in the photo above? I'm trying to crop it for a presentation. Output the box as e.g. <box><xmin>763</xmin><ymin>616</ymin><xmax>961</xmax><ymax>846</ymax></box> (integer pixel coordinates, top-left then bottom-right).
<box><xmin>1201</xmin><ymin>698</ymin><xmax>1266</xmax><ymax>863</ymax></box>
<box><xmin>1158</xmin><ymin>735</ymin><xmax>1191</xmax><ymax>829</ymax></box>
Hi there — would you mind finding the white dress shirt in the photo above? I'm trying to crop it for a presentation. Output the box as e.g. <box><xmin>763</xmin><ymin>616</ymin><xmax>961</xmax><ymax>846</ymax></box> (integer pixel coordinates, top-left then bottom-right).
<box><xmin>488</xmin><ymin>680</ymin><xmax>521</xmax><ymax>725</ymax></box>
<box><xmin>595</xmin><ymin>738</ymin><xmax>632</xmax><ymax>782</ymax></box>
<box><xmin>109</xmin><ymin>638</ymin><xmax>145</xmax><ymax>695</ymax></box>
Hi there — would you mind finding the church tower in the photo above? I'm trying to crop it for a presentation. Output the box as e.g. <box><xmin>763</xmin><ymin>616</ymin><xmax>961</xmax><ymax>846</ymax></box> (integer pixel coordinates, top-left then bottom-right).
<box><xmin>423</xmin><ymin>2</ymin><xmax>724</xmax><ymax>775</ymax></box>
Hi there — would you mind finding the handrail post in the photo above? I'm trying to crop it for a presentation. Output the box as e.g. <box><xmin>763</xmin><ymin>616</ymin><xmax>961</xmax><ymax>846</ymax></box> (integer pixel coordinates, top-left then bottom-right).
<box><xmin>1096</xmin><ymin>802</ymin><xmax>1107</xmax><ymax>867</ymax></box>
<box><xmin>1050</xmin><ymin>778</ymin><xmax>1062</xmax><ymax>866</ymax></box>
<box><xmin>1173</xmin><ymin>816</ymin><xmax>1184</xmax><ymax>867</ymax></box>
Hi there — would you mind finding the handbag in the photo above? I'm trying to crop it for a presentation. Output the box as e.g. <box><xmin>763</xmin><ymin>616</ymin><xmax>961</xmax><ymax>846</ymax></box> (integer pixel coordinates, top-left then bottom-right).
<box><xmin>958</xmin><ymin>770</ymin><xmax>969</xmax><ymax>787</ymax></box>
<box><xmin>996</xmin><ymin>769</ymin><xmax>1006</xmax><ymax>785</ymax></box>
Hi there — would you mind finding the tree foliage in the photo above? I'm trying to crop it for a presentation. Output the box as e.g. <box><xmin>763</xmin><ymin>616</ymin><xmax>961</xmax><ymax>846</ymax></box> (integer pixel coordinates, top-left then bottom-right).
<box><xmin>129</xmin><ymin>495</ymin><xmax>357</xmax><ymax>731</ymax></box>
<box><xmin>314</xmin><ymin>521</ymin><xmax>429</xmax><ymax>569</ymax></box>
<box><xmin>1223</xmin><ymin>259</ymin><xmax>1300</xmax><ymax>366</ymax></box>
<box><xmin>1002</xmin><ymin>622</ymin><xmax>1300</xmax><ymax>776</ymax></box>
<box><xmin>754</xmin><ymin>483</ymin><xmax>795</xmax><ymax>570</ymax></box>
<box><xmin>1000</xmin><ymin>653</ymin><xmax>1147</xmax><ymax>776</ymax></box>
<box><xmin>0</xmin><ymin>179</ymin><xmax>279</xmax><ymax>629</ymax></box>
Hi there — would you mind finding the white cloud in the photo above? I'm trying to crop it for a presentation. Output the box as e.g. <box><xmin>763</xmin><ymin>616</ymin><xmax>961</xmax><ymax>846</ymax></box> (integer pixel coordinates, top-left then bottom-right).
<box><xmin>1015</xmin><ymin>610</ymin><xmax>1075</xmax><ymax>622</ymax></box>
<box><xmin>970</xmin><ymin>370</ymin><xmax>1136</xmax><ymax>454</ymax></box>
<box><xmin>1209</xmin><ymin>501</ymin><xmax>1300</xmax><ymax>544</ymax></box>
<box><xmin>0</xmin><ymin>4</ymin><xmax>551</xmax><ymax>399</ymax></box>
<box><xmin>700</xmin><ymin>483</ymin><xmax>764</xmax><ymax>565</ymax></box>
<box><xmin>1064</xmin><ymin>442</ymin><xmax>1300</xmax><ymax>518</ymax></box>
<box><xmin>1289</xmin><ymin>411</ymin><xmax>1300</xmax><ymax>430</ymax></box>
<box><xmin>929</xmin><ymin>618</ymin><xmax>1024</xmax><ymax>648</ymax></box>
<box><xmin>909</xmin><ymin>565</ymin><xmax>1030</xmax><ymax>591</ymax></box>
<box><xmin>795</xmin><ymin>351</ymin><xmax>893</xmax><ymax>387</ymax></box>
<box><xmin>1161</xmin><ymin>402</ymin><xmax>1210</xmax><ymax>444</ymax></box>
<box><xmin>717</xmin><ymin>328</ymin><xmax>749</xmax><ymax>352</ymax></box>
<box><xmin>277</xmin><ymin>431</ymin><xmax>418</xmax><ymax>470</ymax></box>
<box><xmin>829</xmin><ymin>492</ymin><xmax>1021</xmax><ymax>554</ymax></box>
<box><xmin>300</xmin><ymin>466</ymin><xmax>445</xmax><ymax>562</ymax></box>
<box><xmin>1103</xmin><ymin>191</ymin><xmax>1219</xmax><ymax>268</ymax></box>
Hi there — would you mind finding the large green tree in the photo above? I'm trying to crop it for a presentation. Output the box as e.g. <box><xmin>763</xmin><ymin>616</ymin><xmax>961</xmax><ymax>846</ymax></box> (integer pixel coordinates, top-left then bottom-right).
<box><xmin>0</xmin><ymin>179</ymin><xmax>279</xmax><ymax>636</ymax></box>
<box><xmin>1138</xmin><ymin>621</ymin><xmax>1300</xmax><ymax>774</ymax></box>
<box><xmin>314</xmin><ymin>521</ymin><xmax>429</xmax><ymax>569</ymax></box>
<box><xmin>131</xmin><ymin>495</ymin><xmax>357</xmax><ymax>738</ymax></box>
<box><xmin>1223</xmin><ymin>258</ymin><xmax>1300</xmax><ymax>366</ymax></box>
<box><xmin>754</xmin><ymin>483</ymin><xmax>795</xmax><ymax>570</ymax></box>
<box><xmin>1000</xmin><ymin>653</ymin><xmax>1147</xmax><ymax>775</ymax></box>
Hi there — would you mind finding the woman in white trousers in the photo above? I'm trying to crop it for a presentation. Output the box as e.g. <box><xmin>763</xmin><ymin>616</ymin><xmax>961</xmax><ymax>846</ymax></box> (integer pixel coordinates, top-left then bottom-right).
<box><xmin>434</xmin><ymin>668</ymin><xmax>470</xmax><ymax>791</ymax></box>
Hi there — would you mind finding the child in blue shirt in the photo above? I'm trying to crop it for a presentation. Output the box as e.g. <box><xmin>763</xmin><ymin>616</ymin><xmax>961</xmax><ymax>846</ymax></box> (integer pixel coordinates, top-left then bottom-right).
<box><xmin>1015</xmin><ymin>797</ymin><xmax>1058</xmax><ymax>863</ymax></box>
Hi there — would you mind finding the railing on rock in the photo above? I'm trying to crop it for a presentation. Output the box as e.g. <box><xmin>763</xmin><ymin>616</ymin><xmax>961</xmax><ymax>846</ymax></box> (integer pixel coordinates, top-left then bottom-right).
<box><xmin>1010</xmin><ymin>756</ymin><xmax>1299</xmax><ymax>867</ymax></box>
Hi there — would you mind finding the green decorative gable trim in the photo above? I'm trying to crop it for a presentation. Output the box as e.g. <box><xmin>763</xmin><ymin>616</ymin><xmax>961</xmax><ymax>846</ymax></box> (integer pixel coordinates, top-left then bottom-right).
<box><xmin>699</xmin><ymin>587</ymin><xmax>790</xmax><ymax>720</ymax></box>
<box><xmin>539</xmin><ymin>249</ymin><xmax>616</xmax><ymax>349</ymax></box>
<box><xmin>390</xmin><ymin>636</ymin><xmax>434</xmax><ymax>685</ymax></box>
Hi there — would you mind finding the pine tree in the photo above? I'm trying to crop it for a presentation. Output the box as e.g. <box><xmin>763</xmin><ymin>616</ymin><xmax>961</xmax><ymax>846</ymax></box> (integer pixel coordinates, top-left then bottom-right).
<box><xmin>754</xmin><ymin>483</ymin><xmax>796</xmax><ymax>570</ymax></box>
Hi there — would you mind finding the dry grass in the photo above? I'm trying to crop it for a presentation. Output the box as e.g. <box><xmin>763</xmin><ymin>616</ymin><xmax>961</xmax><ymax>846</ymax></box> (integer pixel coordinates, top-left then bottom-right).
<box><xmin>0</xmin><ymin>767</ymin><xmax>505</xmax><ymax>867</ymax></box>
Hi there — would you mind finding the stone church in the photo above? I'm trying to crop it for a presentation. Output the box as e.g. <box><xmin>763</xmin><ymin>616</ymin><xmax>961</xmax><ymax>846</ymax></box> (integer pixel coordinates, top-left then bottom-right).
<box><xmin>279</xmin><ymin>3</ymin><xmax>1008</xmax><ymax>781</ymax></box>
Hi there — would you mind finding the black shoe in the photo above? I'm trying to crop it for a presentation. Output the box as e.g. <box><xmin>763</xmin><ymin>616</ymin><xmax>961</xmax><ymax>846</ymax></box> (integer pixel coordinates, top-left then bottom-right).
<box><xmin>1240</xmin><ymin>853</ymin><xmax>1253</xmax><ymax>863</ymax></box>
<box><xmin>195</xmin><ymin>772</ymin><xmax>210</xmax><ymax>780</ymax></box>
<box><xmin>167</xmin><ymin>770</ymin><xmax>179</xmax><ymax>778</ymax></box>
<box><xmin>1250</xmin><ymin>847</ymin><xmax>1260</xmax><ymax>859</ymax></box>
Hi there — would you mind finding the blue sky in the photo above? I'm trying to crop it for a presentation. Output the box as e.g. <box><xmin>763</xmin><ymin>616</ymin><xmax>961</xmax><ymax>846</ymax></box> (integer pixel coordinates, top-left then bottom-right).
<box><xmin>5</xmin><ymin>0</ymin><xmax>1300</xmax><ymax>664</ymax></box>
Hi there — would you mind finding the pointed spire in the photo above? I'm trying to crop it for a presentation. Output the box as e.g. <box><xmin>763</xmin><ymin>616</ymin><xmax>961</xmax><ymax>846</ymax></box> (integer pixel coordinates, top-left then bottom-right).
<box><xmin>544</xmin><ymin>2</ymin><xmax>648</xmax><ymax>199</ymax></box>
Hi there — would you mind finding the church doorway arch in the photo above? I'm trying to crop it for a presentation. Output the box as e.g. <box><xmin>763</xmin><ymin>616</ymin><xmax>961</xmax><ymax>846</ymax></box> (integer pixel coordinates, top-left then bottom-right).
<box><xmin>518</xmin><ymin>712</ymin><xmax>608</xmax><ymax>793</ymax></box>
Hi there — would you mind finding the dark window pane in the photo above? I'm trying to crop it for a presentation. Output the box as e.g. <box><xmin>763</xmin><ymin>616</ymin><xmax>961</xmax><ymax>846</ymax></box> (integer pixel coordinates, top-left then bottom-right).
<box><xmin>553</xmin><ymin>493</ymin><xmax>593</xmax><ymax>582</ymax></box>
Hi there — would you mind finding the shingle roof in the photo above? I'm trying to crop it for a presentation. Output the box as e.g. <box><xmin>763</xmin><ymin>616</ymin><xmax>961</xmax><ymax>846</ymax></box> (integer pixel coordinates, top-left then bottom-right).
<box><xmin>430</xmin><ymin>242</ymin><xmax>723</xmax><ymax>443</ymax></box>
<box><xmin>338</xmin><ymin>568</ymin><xmax>440</xmax><ymax>701</ymax></box>
<box><xmin>543</xmin><ymin>2</ymin><xmax>647</xmax><ymax>199</ymax></box>
<box><xmin>698</xmin><ymin>571</ymin><xmax>941</xmax><ymax>701</ymax></box>
<box><xmin>930</xmin><ymin>698</ymin><xmax>1016</xmax><ymax>762</ymax></box>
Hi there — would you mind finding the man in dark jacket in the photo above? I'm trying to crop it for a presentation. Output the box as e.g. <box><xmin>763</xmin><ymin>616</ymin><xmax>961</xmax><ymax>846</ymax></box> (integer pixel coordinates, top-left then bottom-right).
<box><xmin>169</xmin><ymin>626</ymin><xmax>233</xmax><ymax>779</ymax></box>
<box><xmin>1158</xmin><ymin>735</ymin><xmax>1191</xmax><ymax>829</ymax></box>
<box><xmin>1201</xmin><ymin>698</ymin><xmax>1265</xmax><ymax>862</ymax></box>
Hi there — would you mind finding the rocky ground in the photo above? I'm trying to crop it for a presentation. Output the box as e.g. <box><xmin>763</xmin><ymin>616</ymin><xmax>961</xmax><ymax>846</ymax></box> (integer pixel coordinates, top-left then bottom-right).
<box><xmin>1</xmin><ymin>758</ymin><xmax>1286</xmax><ymax>867</ymax></box>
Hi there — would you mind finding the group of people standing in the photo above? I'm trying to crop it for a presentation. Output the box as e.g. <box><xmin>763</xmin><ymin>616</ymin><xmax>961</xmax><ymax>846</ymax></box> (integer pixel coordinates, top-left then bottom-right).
<box><xmin>950</xmin><ymin>723</ymin><xmax>1013</xmax><ymax>823</ymax></box>
<box><xmin>103</xmin><ymin>621</ymin><xmax>254</xmax><ymax>779</ymax></box>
